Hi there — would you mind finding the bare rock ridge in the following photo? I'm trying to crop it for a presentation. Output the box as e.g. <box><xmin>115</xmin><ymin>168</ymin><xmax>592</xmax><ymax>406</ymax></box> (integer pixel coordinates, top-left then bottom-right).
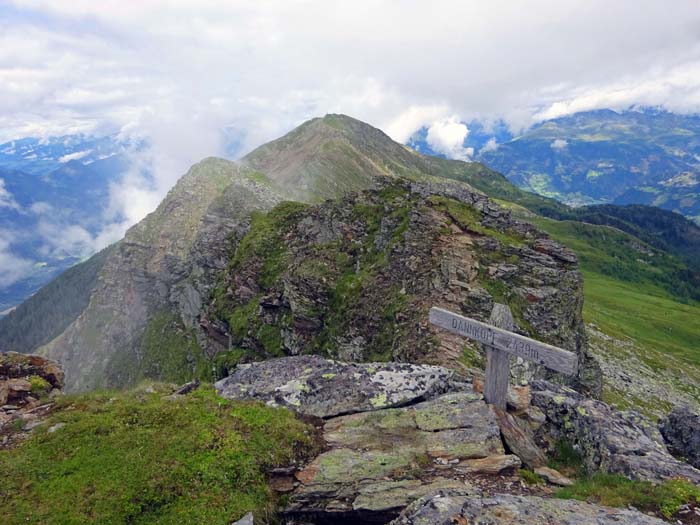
<box><xmin>1</xmin><ymin>114</ymin><xmax>598</xmax><ymax>394</ymax></box>
<box><xmin>217</xmin><ymin>356</ymin><xmax>698</xmax><ymax>524</ymax></box>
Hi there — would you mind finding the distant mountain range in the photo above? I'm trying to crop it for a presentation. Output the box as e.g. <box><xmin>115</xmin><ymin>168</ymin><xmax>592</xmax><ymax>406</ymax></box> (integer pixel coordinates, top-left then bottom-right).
<box><xmin>0</xmin><ymin>135</ymin><xmax>132</xmax><ymax>314</ymax></box>
<box><xmin>477</xmin><ymin>109</ymin><xmax>700</xmax><ymax>222</ymax></box>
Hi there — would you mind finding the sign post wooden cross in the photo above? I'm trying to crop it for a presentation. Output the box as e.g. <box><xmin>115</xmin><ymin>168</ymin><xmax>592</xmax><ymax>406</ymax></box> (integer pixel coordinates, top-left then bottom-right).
<box><xmin>429</xmin><ymin>304</ymin><xmax>578</xmax><ymax>409</ymax></box>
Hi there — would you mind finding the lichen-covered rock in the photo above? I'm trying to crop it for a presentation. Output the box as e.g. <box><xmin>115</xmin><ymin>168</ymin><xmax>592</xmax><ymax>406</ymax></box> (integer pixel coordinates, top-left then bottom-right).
<box><xmin>531</xmin><ymin>380</ymin><xmax>700</xmax><ymax>483</ymax></box>
<box><xmin>659</xmin><ymin>405</ymin><xmax>700</xmax><ymax>470</ymax></box>
<box><xmin>390</xmin><ymin>490</ymin><xmax>667</xmax><ymax>525</ymax></box>
<box><xmin>286</xmin><ymin>392</ymin><xmax>510</xmax><ymax>520</ymax></box>
<box><xmin>215</xmin><ymin>355</ymin><xmax>461</xmax><ymax>418</ymax></box>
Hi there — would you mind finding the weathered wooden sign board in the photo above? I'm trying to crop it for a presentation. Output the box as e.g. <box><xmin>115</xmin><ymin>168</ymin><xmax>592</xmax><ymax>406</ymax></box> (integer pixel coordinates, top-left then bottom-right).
<box><xmin>429</xmin><ymin>305</ymin><xmax>578</xmax><ymax>408</ymax></box>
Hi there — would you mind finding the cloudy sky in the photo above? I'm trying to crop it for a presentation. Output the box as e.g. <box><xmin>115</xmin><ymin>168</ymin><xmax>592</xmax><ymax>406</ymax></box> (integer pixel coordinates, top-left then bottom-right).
<box><xmin>2</xmin><ymin>0</ymin><xmax>700</xmax><ymax>283</ymax></box>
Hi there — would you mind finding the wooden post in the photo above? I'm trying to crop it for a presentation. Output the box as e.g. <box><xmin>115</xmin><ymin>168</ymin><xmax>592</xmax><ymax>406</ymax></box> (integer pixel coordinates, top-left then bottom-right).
<box><xmin>484</xmin><ymin>304</ymin><xmax>513</xmax><ymax>409</ymax></box>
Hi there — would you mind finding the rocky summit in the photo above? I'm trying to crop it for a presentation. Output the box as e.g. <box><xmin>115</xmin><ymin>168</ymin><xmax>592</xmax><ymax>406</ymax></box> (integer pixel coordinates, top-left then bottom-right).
<box><xmin>219</xmin><ymin>356</ymin><xmax>700</xmax><ymax>524</ymax></box>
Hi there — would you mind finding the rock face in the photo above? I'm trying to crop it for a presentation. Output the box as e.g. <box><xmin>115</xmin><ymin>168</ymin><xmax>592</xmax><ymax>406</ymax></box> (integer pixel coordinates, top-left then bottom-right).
<box><xmin>287</xmin><ymin>392</ymin><xmax>509</xmax><ymax>520</ymax></box>
<box><xmin>390</xmin><ymin>490</ymin><xmax>667</xmax><ymax>525</ymax></box>
<box><xmin>221</xmin><ymin>357</ymin><xmax>530</xmax><ymax>522</ymax></box>
<box><xmin>208</xmin><ymin>176</ymin><xmax>599</xmax><ymax>394</ymax></box>
<box><xmin>660</xmin><ymin>405</ymin><xmax>700</xmax><ymax>469</ymax></box>
<box><xmin>215</xmin><ymin>355</ymin><xmax>460</xmax><ymax>418</ymax></box>
<box><xmin>531</xmin><ymin>380</ymin><xmax>700</xmax><ymax>483</ymax></box>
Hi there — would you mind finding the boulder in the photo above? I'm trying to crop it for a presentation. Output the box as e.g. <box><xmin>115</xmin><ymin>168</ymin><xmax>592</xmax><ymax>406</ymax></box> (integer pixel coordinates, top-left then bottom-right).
<box><xmin>390</xmin><ymin>489</ymin><xmax>667</xmax><ymax>525</ymax></box>
<box><xmin>531</xmin><ymin>380</ymin><xmax>700</xmax><ymax>483</ymax></box>
<box><xmin>659</xmin><ymin>405</ymin><xmax>700</xmax><ymax>470</ymax></box>
<box><xmin>215</xmin><ymin>356</ymin><xmax>462</xmax><ymax>418</ymax></box>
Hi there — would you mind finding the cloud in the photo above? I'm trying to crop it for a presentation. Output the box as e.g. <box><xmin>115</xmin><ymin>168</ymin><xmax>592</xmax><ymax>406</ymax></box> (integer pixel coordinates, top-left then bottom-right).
<box><xmin>0</xmin><ymin>179</ymin><xmax>20</xmax><ymax>210</ymax></box>
<box><xmin>550</xmin><ymin>138</ymin><xmax>568</xmax><ymax>150</ymax></box>
<box><xmin>2</xmin><ymin>0</ymin><xmax>700</xmax><ymax>230</ymax></box>
<box><xmin>480</xmin><ymin>137</ymin><xmax>499</xmax><ymax>153</ymax></box>
<box><xmin>0</xmin><ymin>230</ymin><xmax>34</xmax><ymax>288</ymax></box>
<box><xmin>425</xmin><ymin>117</ymin><xmax>473</xmax><ymax>160</ymax></box>
<box><xmin>58</xmin><ymin>149</ymin><xmax>91</xmax><ymax>163</ymax></box>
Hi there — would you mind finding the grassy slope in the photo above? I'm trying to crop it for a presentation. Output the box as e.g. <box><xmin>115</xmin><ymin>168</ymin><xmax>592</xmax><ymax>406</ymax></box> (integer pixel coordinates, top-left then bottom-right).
<box><xmin>0</xmin><ymin>385</ymin><xmax>319</xmax><ymax>525</ymax></box>
<box><xmin>583</xmin><ymin>275</ymin><xmax>700</xmax><ymax>368</ymax></box>
<box><xmin>524</xmin><ymin>213</ymin><xmax>700</xmax><ymax>410</ymax></box>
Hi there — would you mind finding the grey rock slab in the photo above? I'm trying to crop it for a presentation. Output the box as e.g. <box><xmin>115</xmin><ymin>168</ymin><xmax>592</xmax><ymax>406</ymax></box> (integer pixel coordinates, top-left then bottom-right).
<box><xmin>215</xmin><ymin>355</ymin><xmax>461</xmax><ymax>418</ymax></box>
<box><xmin>390</xmin><ymin>490</ymin><xmax>668</xmax><ymax>525</ymax></box>
<box><xmin>660</xmin><ymin>405</ymin><xmax>700</xmax><ymax>470</ymax></box>
<box><xmin>532</xmin><ymin>380</ymin><xmax>700</xmax><ymax>483</ymax></box>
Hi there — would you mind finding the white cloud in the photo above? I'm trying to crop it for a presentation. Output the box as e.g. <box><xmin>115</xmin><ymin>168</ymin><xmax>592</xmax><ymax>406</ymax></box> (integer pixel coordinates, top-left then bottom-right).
<box><xmin>58</xmin><ymin>149</ymin><xmax>91</xmax><ymax>163</ymax></box>
<box><xmin>0</xmin><ymin>230</ymin><xmax>34</xmax><ymax>288</ymax></box>
<box><xmin>2</xmin><ymin>0</ymin><xmax>700</xmax><ymax>235</ymax></box>
<box><xmin>0</xmin><ymin>179</ymin><xmax>20</xmax><ymax>210</ymax></box>
<box><xmin>550</xmin><ymin>138</ymin><xmax>568</xmax><ymax>150</ymax></box>
<box><xmin>426</xmin><ymin>117</ymin><xmax>473</xmax><ymax>161</ymax></box>
<box><xmin>480</xmin><ymin>137</ymin><xmax>499</xmax><ymax>153</ymax></box>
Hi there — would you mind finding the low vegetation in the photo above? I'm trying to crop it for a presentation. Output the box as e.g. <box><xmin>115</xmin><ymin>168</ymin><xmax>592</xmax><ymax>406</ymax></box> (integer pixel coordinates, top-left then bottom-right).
<box><xmin>0</xmin><ymin>385</ymin><xmax>320</xmax><ymax>525</ymax></box>
<box><xmin>541</xmin><ymin>440</ymin><xmax>700</xmax><ymax>519</ymax></box>
<box><xmin>557</xmin><ymin>474</ymin><xmax>700</xmax><ymax>519</ymax></box>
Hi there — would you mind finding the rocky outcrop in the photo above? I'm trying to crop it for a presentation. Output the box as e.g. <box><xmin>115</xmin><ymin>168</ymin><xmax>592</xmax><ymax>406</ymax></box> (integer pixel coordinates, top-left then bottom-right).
<box><xmin>390</xmin><ymin>489</ymin><xmax>667</xmax><ymax>525</ymax></box>
<box><xmin>215</xmin><ymin>355</ymin><xmax>461</xmax><ymax>418</ymax></box>
<box><xmin>220</xmin><ymin>357</ymin><xmax>535</xmax><ymax>523</ymax></box>
<box><xmin>287</xmin><ymin>392</ymin><xmax>511</xmax><ymax>520</ymax></box>
<box><xmin>209</xmin><ymin>176</ymin><xmax>599</xmax><ymax>394</ymax></box>
<box><xmin>0</xmin><ymin>352</ymin><xmax>64</xmax><ymax>447</ymax></box>
<box><xmin>660</xmin><ymin>405</ymin><xmax>700</xmax><ymax>469</ymax></box>
<box><xmin>531</xmin><ymin>380</ymin><xmax>700</xmax><ymax>483</ymax></box>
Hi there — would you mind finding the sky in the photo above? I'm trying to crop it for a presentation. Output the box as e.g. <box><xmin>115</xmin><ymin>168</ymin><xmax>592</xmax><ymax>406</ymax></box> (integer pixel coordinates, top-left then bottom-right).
<box><xmin>2</xmin><ymin>1</ymin><xmax>700</xmax><ymax>287</ymax></box>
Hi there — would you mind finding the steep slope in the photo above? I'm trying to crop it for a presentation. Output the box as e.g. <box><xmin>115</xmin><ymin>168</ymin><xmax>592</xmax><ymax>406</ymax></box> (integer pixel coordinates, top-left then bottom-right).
<box><xmin>0</xmin><ymin>245</ymin><xmax>114</xmax><ymax>353</ymax></box>
<box><xmin>479</xmin><ymin>109</ymin><xmax>700</xmax><ymax>221</ymax></box>
<box><xmin>40</xmin><ymin>158</ymin><xmax>283</xmax><ymax>390</ymax></box>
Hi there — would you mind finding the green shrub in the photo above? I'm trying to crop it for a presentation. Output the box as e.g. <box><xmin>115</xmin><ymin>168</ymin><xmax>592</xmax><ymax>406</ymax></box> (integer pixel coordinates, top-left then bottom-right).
<box><xmin>28</xmin><ymin>375</ymin><xmax>51</xmax><ymax>394</ymax></box>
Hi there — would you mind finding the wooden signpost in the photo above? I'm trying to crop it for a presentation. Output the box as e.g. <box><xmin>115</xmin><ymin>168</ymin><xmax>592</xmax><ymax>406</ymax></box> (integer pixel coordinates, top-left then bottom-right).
<box><xmin>429</xmin><ymin>305</ymin><xmax>578</xmax><ymax>409</ymax></box>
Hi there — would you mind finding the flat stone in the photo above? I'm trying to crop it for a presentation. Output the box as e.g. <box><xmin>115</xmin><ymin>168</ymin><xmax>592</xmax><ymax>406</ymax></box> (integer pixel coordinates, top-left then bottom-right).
<box><xmin>215</xmin><ymin>355</ymin><xmax>462</xmax><ymax>418</ymax></box>
<box><xmin>534</xmin><ymin>466</ymin><xmax>573</xmax><ymax>486</ymax></box>
<box><xmin>455</xmin><ymin>454</ymin><xmax>521</xmax><ymax>475</ymax></box>
<box><xmin>352</xmin><ymin>479</ymin><xmax>468</xmax><ymax>513</ymax></box>
<box><xmin>7</xmin><ymin>379</ymin><xmax>31</xmax><ymax>393</ymax></box>
<box><xmin>391</xmin><ymin>490</ymin><xmax>667</xmax><ymax>524</ymax></box>
<box><xmin>231</xmin><ymin>511</ymin><xmax>254</xmax><ymax>525</ymax></box>
<box><xmin>492</xmin><ymin>406</ymin><xmax>547</xmax><ymax>469</ymax></box>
